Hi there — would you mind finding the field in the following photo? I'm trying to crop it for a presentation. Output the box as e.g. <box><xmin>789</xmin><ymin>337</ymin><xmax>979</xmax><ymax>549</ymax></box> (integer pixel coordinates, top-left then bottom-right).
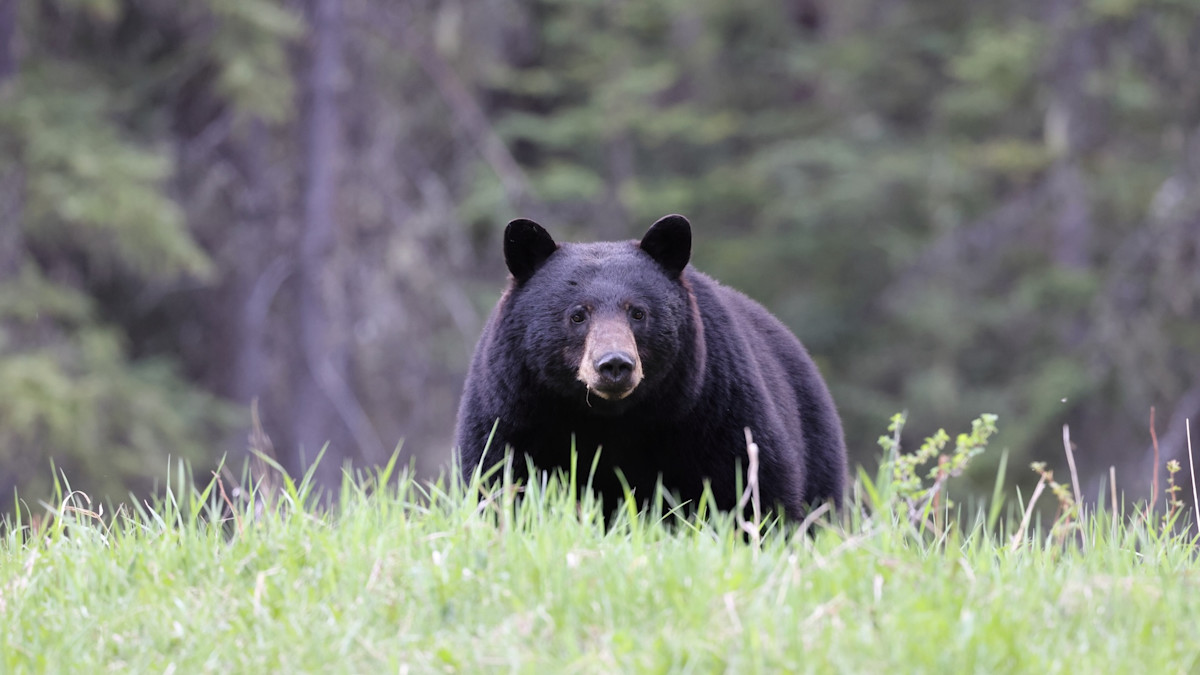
<box><xmin>3</xmin><ymin>427</ymin><xmax>1200</xmax><ymax>674</ymax></box>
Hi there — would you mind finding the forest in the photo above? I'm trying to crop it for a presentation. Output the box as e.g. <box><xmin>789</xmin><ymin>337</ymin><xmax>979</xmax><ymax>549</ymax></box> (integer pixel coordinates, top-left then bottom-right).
<box><xmin>2</xmin><ymin>0</ymin><xmax>1198</xmax><ymax>510</ymax></box>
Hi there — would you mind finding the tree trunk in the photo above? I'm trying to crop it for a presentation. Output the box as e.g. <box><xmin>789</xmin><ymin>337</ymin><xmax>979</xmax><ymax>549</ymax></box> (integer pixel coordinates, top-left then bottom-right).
<box><xmin>293</xmin><ymin>0</ymin><xmax>387</xmax><ymax>487</ymax></box>
<box><xmin>0</xmin><ymin>0</ymin><xmax>14</xmax><ymax>82</ymax></box>
<box><xmin>0</xmin><ymin>0</ymin><xmax>23</xmax><ymax>507</ymax></box>
<box><xmin>295</xmin><ymin>0</ymin><xmax>346</xmax><ymax>487</ymax></box>
<box><xmin>0</xmin><ymin>0</ymin><xmax>22</xmax><ymax>277</ymax></box>
<box><xmin>223</xmin><ymin>119</ymin><xmax>290</xmax><ymax>466</ymax></box>
<box><xmin>1045</xmin><ymin>0</ymin><xmax>1097</xmax><ymax>272</ymax></box>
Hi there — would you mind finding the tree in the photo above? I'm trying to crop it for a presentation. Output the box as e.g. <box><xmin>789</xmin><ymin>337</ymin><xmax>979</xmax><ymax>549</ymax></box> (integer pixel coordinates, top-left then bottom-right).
<box><xmin>0</xmin><ymin>0</ymin><xmax>297</xmax><ymax>509</ymax></box>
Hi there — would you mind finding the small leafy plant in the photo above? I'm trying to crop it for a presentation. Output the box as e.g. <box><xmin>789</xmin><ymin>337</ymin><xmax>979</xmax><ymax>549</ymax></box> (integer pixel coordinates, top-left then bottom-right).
<box><xmin>1029</xmin><ymin>461</ymin><xmax>1078</xmax><ymax>544</ymax></box>
<box><xmin>861</xmin><ymin>412</ymin><xmax>1000</xmax><ymax>537</ymax></box>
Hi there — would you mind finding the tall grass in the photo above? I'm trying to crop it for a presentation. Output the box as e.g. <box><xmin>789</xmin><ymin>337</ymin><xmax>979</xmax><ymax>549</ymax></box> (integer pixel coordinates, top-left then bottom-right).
<box><xmin>2</xmin><ymin>417</ymin><xmax>1199</xmax><ymax>673</ymax></box>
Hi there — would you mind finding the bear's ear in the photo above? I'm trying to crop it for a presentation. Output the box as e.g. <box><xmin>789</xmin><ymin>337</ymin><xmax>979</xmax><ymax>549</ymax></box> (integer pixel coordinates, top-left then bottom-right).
<box><xmin>639</xmin><ymin>214</ymin><xmax>691</xmax><ymax>278</ymax></box>
<box><xmin>505</xmin><ymin>218</ymin><xmax>558</xmax><ymax>284</ymax></box>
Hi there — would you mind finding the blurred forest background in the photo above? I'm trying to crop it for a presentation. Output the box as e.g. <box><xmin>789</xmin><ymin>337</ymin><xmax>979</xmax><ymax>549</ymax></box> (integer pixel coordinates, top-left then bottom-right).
<box><xmin>2</xmin><ymin>0</ymin><xmax>1199</xmax><ymax>511</ymax></box>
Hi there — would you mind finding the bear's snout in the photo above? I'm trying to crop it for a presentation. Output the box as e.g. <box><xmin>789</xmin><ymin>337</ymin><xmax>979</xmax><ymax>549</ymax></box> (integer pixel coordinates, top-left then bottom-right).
<box><xmin>577</xmin><ymin>316</ymin><xmax>644</xmax><ymax>400</ymax></box>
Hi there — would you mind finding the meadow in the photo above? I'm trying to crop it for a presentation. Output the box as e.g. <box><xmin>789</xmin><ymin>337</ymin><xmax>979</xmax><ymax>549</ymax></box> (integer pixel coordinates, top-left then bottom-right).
<box><xmin>2</xmin><ymin>416</ymin><xmax>1199</xmax><ymax>674</ymax></box>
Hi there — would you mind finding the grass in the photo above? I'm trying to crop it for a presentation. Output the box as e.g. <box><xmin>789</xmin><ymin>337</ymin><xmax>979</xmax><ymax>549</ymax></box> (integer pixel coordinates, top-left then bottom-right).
<box><xmin>3</xmin><ymin>422</ymin><xmax>1200</xmax><ymax>674</ymax></box>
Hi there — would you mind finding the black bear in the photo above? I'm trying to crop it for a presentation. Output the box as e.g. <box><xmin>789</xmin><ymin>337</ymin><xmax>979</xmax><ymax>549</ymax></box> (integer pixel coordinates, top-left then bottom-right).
<box><xmin>455</xmin><ymin>214</ymin><xmax>847</xmax><ymax>519</ymax></box>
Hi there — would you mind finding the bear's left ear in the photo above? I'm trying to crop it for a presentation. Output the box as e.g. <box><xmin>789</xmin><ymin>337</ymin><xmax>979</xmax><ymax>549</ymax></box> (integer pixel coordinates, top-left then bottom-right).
<box><xmin>505</xmin><ymin>218</ymin><xmax>558</xmax><ymax>284</ymax></box>
<box><xmin>639</xmin><ymin>214</ymin><xmax>691</xmax><ymax>278</ymax></box>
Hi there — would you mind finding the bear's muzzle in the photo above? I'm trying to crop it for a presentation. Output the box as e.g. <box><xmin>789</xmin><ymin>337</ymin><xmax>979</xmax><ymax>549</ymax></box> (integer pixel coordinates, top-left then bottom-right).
<box><xmin>577</xmin><ymin>317</ymin><xmax>643</xmax><ymax>400</ymax></box>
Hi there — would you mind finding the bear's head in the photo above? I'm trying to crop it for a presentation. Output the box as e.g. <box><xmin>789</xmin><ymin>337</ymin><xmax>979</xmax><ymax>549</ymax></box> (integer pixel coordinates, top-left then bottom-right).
<box><xmin>502</xmin><ymin>214</ymin><xmax>695</xmax><ymax>412</ymax></box>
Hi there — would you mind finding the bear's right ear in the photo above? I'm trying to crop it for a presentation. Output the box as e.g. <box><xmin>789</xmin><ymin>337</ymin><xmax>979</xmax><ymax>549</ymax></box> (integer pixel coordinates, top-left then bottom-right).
<box><xmin>639</xmin><ymin>214</ymin><xmax>691</xmax><ymax>279</ymax></box>
<box><xmin>505</xmin><ymin>219</ymin><xmax>558</xmax><ymax>284</ymax></box>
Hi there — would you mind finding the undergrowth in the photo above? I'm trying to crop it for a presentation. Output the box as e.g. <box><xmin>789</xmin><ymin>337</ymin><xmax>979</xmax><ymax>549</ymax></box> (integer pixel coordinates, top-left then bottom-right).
<box><xmin>2</xmin><ymin>414</ymin><xmax>1199</xmax><ymax>673</ymax></box>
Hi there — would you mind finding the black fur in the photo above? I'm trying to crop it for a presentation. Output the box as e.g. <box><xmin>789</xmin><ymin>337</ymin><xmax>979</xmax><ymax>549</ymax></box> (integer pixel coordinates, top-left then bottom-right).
<box><xmin>455</xmin><ymin>215</ymin><xmax>847</xmax><ymax>518</ymax></box>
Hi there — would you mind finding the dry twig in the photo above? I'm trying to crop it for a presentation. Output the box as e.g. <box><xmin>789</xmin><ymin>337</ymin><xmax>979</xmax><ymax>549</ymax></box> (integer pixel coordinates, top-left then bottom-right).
<box><xmin>1062</xmin><ymin>425</ymin><xmax>1083</xmax><ymax>512</ymax></box>
<box><xmin>735</xmin><ymin>427</ymin><xmax>762</xmax><ymax>552</ymax></box>
<box><xmin>1011</xmin><ymin>475</ymin><xmax>1047</xmax><ymax>552</ymax></box>
<box><xmin>1150</xmin><ymin>406</ymin><xmax>1161</xmax><ymax>509</ymax></box>
<box><xmin>1188</xmin><ymin>419</ymin><xmax>1198</xmax><ymax>530</ymax></box>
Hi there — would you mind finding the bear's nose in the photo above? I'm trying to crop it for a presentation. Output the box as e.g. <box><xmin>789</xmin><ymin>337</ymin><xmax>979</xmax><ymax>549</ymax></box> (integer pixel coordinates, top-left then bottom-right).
<box><xmin>595</xmin><ymin>352</ymin><xmax>635</xmax><ymax>387</ymax></box>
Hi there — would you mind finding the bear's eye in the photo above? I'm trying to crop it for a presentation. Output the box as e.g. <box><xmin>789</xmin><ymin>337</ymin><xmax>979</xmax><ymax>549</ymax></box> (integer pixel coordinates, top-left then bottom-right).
<box><xmin>569</xmin><ymin>308</ymin><xmax>588</xmax><ymax>324</ymax></box>
<box><xmin>630</xmin><ymin>308</ymin><xmax>646</xmax><ymax>321</ymax></box>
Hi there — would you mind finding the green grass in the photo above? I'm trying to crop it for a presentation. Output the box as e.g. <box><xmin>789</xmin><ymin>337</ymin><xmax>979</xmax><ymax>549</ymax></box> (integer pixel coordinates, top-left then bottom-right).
<box><xmin>3</xmin><ymin>449</ymin><xmax>1200</xmax><ymax>674</ymax></box>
